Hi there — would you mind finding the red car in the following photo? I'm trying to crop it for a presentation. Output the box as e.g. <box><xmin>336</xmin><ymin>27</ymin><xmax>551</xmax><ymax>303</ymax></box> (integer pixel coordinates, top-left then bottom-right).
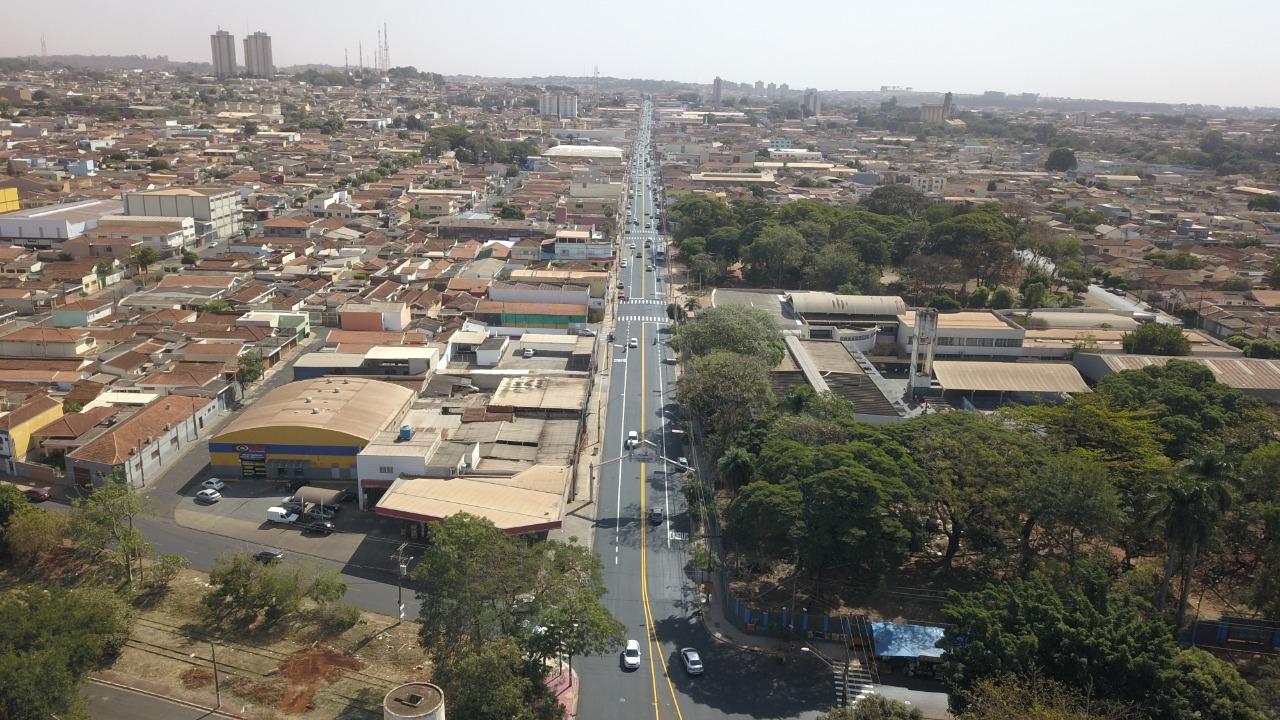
<box><xmin>24</xmin><ymin>487</ymin><xmax>50</xmax><ymax>502</ymax></box>
<box><xmin>617</xmin><ymin>290</ymin><xmax>627</xmax><ymax>300</ymax></box>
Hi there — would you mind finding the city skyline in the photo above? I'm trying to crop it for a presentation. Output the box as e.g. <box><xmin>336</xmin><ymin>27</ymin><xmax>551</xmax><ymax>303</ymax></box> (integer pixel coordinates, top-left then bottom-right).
<box><xmin>2</xmin><ymin>0</ymin><xmax>1279</xmax><ymax>107</ymax></box>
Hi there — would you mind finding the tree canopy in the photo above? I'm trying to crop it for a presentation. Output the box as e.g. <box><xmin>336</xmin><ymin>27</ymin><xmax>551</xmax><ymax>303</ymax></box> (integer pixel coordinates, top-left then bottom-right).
<box><xmin>1121</xmin><ymin>323</ymin><xmax>1190</xmax><ymax>356</ymax></box>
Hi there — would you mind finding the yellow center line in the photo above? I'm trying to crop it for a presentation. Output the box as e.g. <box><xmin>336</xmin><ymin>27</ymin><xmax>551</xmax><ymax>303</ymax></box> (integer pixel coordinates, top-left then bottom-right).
<box><xmin>638</xmin><ymin>323</ymin><xmax>686</xmax><ymax>720</ymax></box>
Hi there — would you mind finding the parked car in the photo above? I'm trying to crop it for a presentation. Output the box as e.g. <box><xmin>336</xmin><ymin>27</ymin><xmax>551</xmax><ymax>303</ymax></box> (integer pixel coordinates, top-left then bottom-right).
<box><xmin>680</xmin><ymin>648</ymin><xmax>704</xmax><ymax>675</ymax></box>
<box><xmin>578</xmin><ymin>328</ymin><xmax>596</xmax><ymax>337</ymax></box>
<box><xmin>24</xmin><ymin>487</ymin><xmax>49</xmax><ymax>503</ymax></box>
<box><xmin>677</xmin><ymin>456</ymin><xmax>689</xmax><ymax>469</ymax></box>
<box><xmin>201</xmin><ymin>478</ymin><xmax>225</xmax><ymax>491</ymax></box>
<box><xmin>622</xmin><ymin>639</ymin><xmax>642</xmax><ymax>670</ymax></box>
<box><xmin>254</xmin><ymin>548</ymin><xmax>284</xmax><ymax>564</ymax></box>
<box><xmin>300</xmin><ymin>520</ymin><xmax>335</xmax><ymax>535</ymax></box>
<box><xmin>334</xmin><ymin>489</ymin><xmax>356</xmax><ymax>504</ymax></box>
<box><xmin>266</xmin><ymin>506</ymin><xmax>299</xmax><ymax>524</ymax></box>
<box><xmin>196</xmin><ymin>488</ymin><xmax>222</xmax><ymax>503</ymax></box>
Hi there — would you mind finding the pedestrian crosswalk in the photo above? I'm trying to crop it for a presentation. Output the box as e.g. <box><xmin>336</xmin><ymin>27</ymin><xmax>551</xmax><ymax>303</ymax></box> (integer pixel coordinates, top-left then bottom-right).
<box><xmin>832</xmin><ymin>662</ymin><xmax>876</xmax><ymax>707</ymax></box>
<box><xmin>621</xmin><ymin>298</ymin><xmax>666</xmax><ymax>305</ymax></box>
<box><xmin>615</xmin><ymin>315</ymin><xmax>669</xmax><ymax>323</ymax></box>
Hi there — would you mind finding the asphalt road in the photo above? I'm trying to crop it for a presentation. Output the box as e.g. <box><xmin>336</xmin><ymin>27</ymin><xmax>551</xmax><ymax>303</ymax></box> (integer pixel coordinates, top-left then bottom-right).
<box><xmin>575</xmin><ymin>100</ymin><xmax>831</xmax><ymax>720</ymax></box>
<box><xmin>83</xmin><ymin>681</ymin><xmax>239</xmax><ymax>720</ymax></box>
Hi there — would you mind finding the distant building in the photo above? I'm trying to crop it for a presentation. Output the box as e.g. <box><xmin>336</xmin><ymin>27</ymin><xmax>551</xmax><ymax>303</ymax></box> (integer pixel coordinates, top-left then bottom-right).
<box><xmin>242</xmin><ymin>31</ymin><xmax>274</xmax><ymax>78</ymax></box>
<box><xmin>538</xmin><ymin>92</ymin><xmax>579</xmax><ymax>119</ymax></box>
<box><xmin>754</xmin><ymin>80</ymin><xmax>764</xmax><ymax>95</ymax></box>
<box><xmin>766</xmin><ymin>81</ymin><xmax>777</xmax><ymax>98</ymax></box>
<box><xmin>802</xmin><ymin>88</ymin><xmax>821</xmax><ymax>117</ymax></box>
<box><xmin>712</xmin><ymin>76</ymin><xmax>723</xmax><ymax>107</ymax></box>
<box><xmin>920</xmin><ymin>104</ymin><xmax>945</xmax><ymax>124</ymax></box>
<box><xmin>122</xmin><ymin>187</ymin><xmax>243</xmax><ymax>241</ymax></box>
<box><xmin>210</xmin><ymin>30</ymin><xmax>237</xmax><ymax>79</ymax></box>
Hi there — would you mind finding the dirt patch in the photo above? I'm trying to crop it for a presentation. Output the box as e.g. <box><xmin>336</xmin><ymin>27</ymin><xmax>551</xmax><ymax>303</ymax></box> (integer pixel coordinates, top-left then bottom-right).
<box><xmin>279</xmin><ymin>643</ymin><xmax>364</xmax><ymax>684</ymax></box>
<box><xmin>279</xmin><ymin>683</ymin><xmax>316</xmax><ymax>715</ymax></box>
<box><xmin>179</xmin><ymin>666</ymin><xmax>213</xmax><ymax>689</ymax></box>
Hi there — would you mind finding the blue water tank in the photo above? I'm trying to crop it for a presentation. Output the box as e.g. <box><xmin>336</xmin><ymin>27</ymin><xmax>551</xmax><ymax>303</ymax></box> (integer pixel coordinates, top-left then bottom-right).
<box><xmin>398</xmin><ymin>426</ymin><xmax>413</xmax><ymax>442</ymax></box>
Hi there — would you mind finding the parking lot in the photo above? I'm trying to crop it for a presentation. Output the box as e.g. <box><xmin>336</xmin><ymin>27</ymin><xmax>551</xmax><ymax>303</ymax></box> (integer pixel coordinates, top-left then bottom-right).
<box><xmin>173</xmin><ymin>476</ymin><xmax>408</xmax><ymax>564</ymax></box>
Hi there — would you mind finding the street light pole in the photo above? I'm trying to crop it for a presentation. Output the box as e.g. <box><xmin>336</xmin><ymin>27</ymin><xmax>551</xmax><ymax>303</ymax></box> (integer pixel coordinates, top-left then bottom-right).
<box><xmin>394</xmin><ymin>542</ymin><xmax>408</xmax><ymax>622</ymax></box>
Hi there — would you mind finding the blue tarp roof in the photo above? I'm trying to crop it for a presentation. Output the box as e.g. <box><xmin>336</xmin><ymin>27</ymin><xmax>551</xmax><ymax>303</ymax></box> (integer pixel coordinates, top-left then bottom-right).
<box><xmin>871</xmin><ymin>621</ymin><xmax>945</xmax><ymax>659</ymax></box>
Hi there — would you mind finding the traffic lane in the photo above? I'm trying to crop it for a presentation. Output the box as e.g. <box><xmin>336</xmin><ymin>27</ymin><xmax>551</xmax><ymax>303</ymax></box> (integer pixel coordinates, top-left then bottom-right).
<box><xmin>83</xmin><ymin>681</ymin><xmax>235</xmax><ymax>720</ymax></box>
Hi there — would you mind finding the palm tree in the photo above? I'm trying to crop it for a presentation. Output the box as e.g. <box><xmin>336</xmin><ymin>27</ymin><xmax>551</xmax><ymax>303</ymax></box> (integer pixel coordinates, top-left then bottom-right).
<box><xmin>682</xmin><ymin>296</ymin><xmax>702</xmax><ymax>315</ymax></box>
<box><xmin>1152</xmin><ymin>451</ymin><xmax>1233</xmax><ymax>628</ymax></box>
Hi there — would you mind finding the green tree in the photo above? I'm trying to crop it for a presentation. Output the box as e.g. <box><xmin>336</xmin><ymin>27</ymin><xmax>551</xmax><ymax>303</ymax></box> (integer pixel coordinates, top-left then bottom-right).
<box><xmin>497</xmin><ymin>203</ymin><xmax>525</xmax><ymax>220</ymax></box>
<box><xmin>957</xmin><ymin>675</ymin><xmax>1136</xmax><ymax>720</ymax></box>
<box><xmin>129</xmin><ymin>246</ymin><xmax>160</xmax><ymax>272</ymax></box>
<box><xmin>679</xmin><ymin>236</ymin><xmax>707</xmax><ymax>258</ymax></box>
<box><xmin>1096</xmin><ymin>360</ymin><xmax>1275</xmax><ymax>459</ymax></box>
<box><xmin>1246</xmin><ymin>194</ymin><xmax>1280</xmax><ymax>212</ymax></box>
<box><xmin>0</xmin><ymin>483</ymin><xmax>26</xmax><ymax>528</ymax></box>
<box><xmin>672</xmin><ymin>305</ymin><xmax>785</xmax><ymax>366</ymax></box>
<box><xmin>1120</xmin><ymin>324</ymin><xmax>1190</xmax><ymax>356</ymax></box>
<box><xmin>987</xmin><ymin>287</ymin><xmax>1015</xmax><ymax>309</ymax></box>
<box><xmin>4</xmin><ymin>507</ymin><xmax>67</xmax><ymax>564</ymax></box>
<box><xmin>677</xmin><ymin>352</ymin><xmax>775</xmax><ymax>446</ymax></box>
<box><xmin>929</xmin><ymin>295</ymin><xmax>961</xmax><ymax>311</ymax></box>
<box><xmin>0</xmin><ymin>586</ymin><xmax>132</xmax><ymax>720</ymax></box>
<box><xmin>242</xmin><ymin>121</ymin><xmax>259</xmax><ymax>136</ymax></box>
<box><xmin>1015</xmin><ymin>451</ymin><xmax>1123</xmax><ymax>572</ymax></box>
<box><xmin>236</xmin><ymin>351</ymin><xmax>264</xmax><ymax>384</ymax></box>
<box><xmin>202</xmin><ymin>554</ymin><xmax>345</xmax><ymax>629</ymax></box>
<box><xmin>1022</xmin><ymin>281</ymin><xmax>1049</xmax><ymax>308</ymax></box>
<box><xmin>941</xmin><ymin>575</ymin><xmax>1264</xmax><ymax>720</ymax></box>
<box><xmin>1044</xmin><ymin>148</ymin><xmax>1079</xmax><ymax>172</ymax></box>
<box><xmin>927</xmin><ymin>207</ymin><xmax>1017</xmax><ymax>288</ymax></box>
<box><xmin>705</xmin><ymin>225</ymin><xmax>745</xmax><ymax>262</ymax></box>
<box><xmin>180</xmin><ymin>249</ymin><xmax>199</xmax><ymax>265</ymax></box>
<box><xmin>432</xmin><ymin>637</ymin><xmax>557</xmax><ymax>720</ymax></box>
<box><xmin>805</xmin><ymin>244</ymin><xmax>873</xmax><ymax>292</ymax></box>
<box><xmin>862</xmin><ymin>184</ymin><xmax>931</xmax><ymax>215</ymax></box>
<box><xmin>1152</xmin><ymin>462</ymin><xmax>1231</xmax><ymax>628</ymax></box>
<box><xmin>823</xmin><ymin>695</ymin><xmax>924</xmax><ymax>719</ymax></box>
<box><xmin>892</xmin><ymin>412</ymin><xmax>1045</xmax><ymax>570</ymax></box>
<box><xmin>716</xmin><ymin>446</ymin><xmax>756</xmax><ymax>490</ymax></box>
<box><xmin>201</xmin><ymin>298</ymin><xmax>232</xmax><ymax>313</ymax></box>
<box><xmin>742</xmin><ymin>224</ymin><xmax>808</xmax><ymax>286</ymax></box>
<box><xmin>70</xmin><ymin>475</ymin><xmax>150</xmax><ymax>586</ymax></box>
<box><xmin>148</xmin><ymin>159</ymin><xmax>170</xmax><ymax>171</ymax></box>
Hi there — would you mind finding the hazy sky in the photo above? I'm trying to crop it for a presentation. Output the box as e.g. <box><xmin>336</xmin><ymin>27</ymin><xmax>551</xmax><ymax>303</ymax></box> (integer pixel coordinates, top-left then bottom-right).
<box><xmin>5</xmin><ymin>0</ymin><xmax>1276</xmax><ymax>107</ymax></box>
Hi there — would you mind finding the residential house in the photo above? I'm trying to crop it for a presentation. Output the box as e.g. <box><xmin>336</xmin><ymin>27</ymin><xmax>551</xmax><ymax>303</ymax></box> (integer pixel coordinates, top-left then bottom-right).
<box><xmin>65</xmin><ymin>395</ymin><xmax>219</xmax><ymax>488</ymax></box>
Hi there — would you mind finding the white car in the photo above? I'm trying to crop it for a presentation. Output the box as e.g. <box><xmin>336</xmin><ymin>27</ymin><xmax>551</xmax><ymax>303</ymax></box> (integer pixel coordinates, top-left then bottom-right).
<box><xmin>195</xmin><ymin>488</ymin><xmax>222</xmax><ymax>503</ymax></box>
<box><xmin>626</xmin><ymin>430</ymin><xmax>639</xmax><ymax>448</ymax></box>
<box><xmin>522</xmin><ymin>348</ymin><xmax>535</xmax><ymax>358</ymax></box>
<box><xmin>620</xmin><ymin>260</ymin><xmax>628</xmax><ymax>268</ymax></box>
<box><xmin>628</xmin><ymin>337</ymin><xmax>639</xmax><ymax>348</ymax></box>
<box><xmin>680</xmin><ymin>647</ymin><xmax>704</xmax><ymax>675</ymax></box>
<box><xmin>622</xmin><ymin>639</ymin><xmax>642</xmax><ymax>670</ymax></box>
<box><xmin>201</xmin><ymin>477</ymin><xmax>225</xmax><ymax>491</ymax></box>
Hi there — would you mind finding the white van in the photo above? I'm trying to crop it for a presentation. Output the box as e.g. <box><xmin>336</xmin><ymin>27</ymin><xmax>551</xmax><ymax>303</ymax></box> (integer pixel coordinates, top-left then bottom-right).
<box><xmin>266</xmin><ymin>506</ymin><xmax>298</xmax><ymax>524</ymax></box>
<box><xmin>626</xmin><ymin>431</ymin><xmax>639</xmax><ymax>448</ymax></box>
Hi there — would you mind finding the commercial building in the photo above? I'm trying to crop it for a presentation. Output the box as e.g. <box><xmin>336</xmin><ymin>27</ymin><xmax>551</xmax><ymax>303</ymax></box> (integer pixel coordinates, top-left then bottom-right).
<box><xmin>242</xmin><ymin>31</ymin><xmax>274</xmax><ymax>78</ymax></box>
<box><xmin>66</xmin><ymin>396</ymin><xmax>219</xmax><ymax>488</ymax></box>
<box><xmin>82</xmin><ymin>215</ymin><xmax>197</xmax><ymax>255</ymax></box>
<box><xmin>122</xmin><ymin>187</ymin><xmax>242</xmax><ymax>241</ymax></box>
<box><xmin>0</xmin><ymin>199</ymin><xmax>124</xmax><ymax>249</ymax></box>
<box><xmin>210</xmin><ymin>30</ymin><xmax>237</xmax><ymax>79</ymax></box>
<box><xmin>375</xmin><ymin>465</ymin><xmax>569</xmax><ymax>536</ymax></box>
<box><xmin>541</xmin><ymin>145</ymin><xmax>624</xmax><ymax>166</ymax></box>
<box><xmin>208</xmin><ymin>377</ymin><xmax>415</xmax><ymax>481</ymax></box>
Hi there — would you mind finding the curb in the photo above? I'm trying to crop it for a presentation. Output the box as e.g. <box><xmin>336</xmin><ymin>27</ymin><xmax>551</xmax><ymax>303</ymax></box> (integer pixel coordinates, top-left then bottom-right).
<box><xmin>89</xmin><ymin>677</ymin><xmax>244</xmax><ymax>718</ymax></box>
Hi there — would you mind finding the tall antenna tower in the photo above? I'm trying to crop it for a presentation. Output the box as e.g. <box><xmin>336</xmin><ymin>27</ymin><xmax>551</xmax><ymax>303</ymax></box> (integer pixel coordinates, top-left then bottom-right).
<box><xmin>382</xmin><ymin>22</ymin><xmax>390</xmax><ymax>71</ymax></box>
<box><xmin>40</xmin><ymin>35</ymin><xmax>47</xmax><ymax>57</ymax></box>
<box><xmin>358</xmin><ymin>42</ymin><xmax>363</xmax><ymax>74</ymax></box>
<box><xmin>344</xmin><ymin>48</ymin><xmax>349</xmax><ymax>75</ymax></box>
<box><xmin>593</xmin><ymin>65</ymin><xmax>600</xmax><ymax>100</ymax></box>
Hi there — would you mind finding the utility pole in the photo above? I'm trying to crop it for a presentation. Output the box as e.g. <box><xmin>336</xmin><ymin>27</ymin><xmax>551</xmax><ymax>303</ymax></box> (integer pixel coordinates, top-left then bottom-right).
<box><xmin>210</xmin><ymin>640</ymin><xmax>221</xmax><ymax>709</ymax></box>
<box><xmin>394</xmin><ymin>542</ymin><xmax>408</xmax><ymax>622</ymax></box>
